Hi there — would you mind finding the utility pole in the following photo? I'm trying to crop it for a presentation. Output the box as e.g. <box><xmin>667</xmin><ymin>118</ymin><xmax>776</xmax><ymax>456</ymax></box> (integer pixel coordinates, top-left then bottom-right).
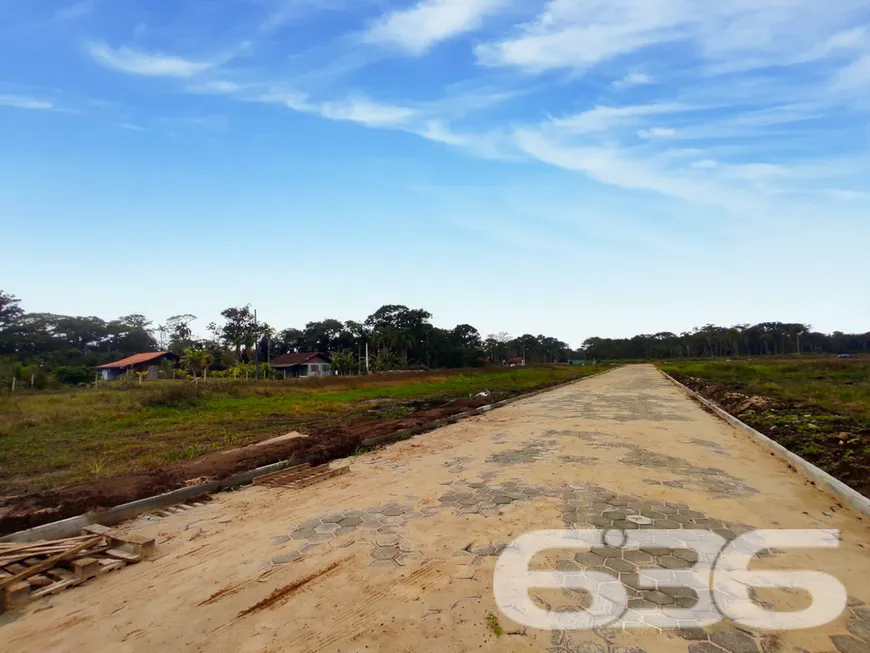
<box><xmin>254</xmin><ymin>309</ymin><xmax>260</xmax><ymax>380</ymax></box>
<box><xmin>365</xmin><ymin>342</ymin><xmax>370</xmax><ymax>375</ymax></box>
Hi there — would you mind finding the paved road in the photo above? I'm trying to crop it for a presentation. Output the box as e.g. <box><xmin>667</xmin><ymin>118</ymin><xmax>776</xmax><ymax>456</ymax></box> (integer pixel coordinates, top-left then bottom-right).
<box><xmin>4</xmin><ymin>365</ymin><xmax>870</xmax><ymax>653</ymax></box>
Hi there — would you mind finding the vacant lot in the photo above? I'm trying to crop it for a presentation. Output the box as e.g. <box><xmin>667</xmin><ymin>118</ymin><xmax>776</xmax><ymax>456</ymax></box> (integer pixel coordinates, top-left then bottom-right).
<box><xmin>0</xmin><ymin>365</ymin><xmax>607</xmax><ymax>533</ymax></box>
<box><xmin>660</xmin><ymin>357</ymin><xmax>870</xmax><ymax>495</ymax></box>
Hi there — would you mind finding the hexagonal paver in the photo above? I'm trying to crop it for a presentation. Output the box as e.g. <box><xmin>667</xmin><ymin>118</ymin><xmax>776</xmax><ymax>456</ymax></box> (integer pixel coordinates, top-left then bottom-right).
<box><xmin>623</xmin><ymin>550</ymin><xmax>655</xmax><ymax>565</ymax></box>
<box><xmin>321</xmin><ymin>513</ymin><xmax>345</xmax><ymax>524</ymax></box>
<box><xmin>688</xmin><ymin>643</ymin><xmax>725</xmax><ymax>653</ymax></box>
<box><xmin>574</xmin><ymin>552</ymin><xmax>604</xmax><ymax>569</ymax></box>
<box><xmin>296</xmin><ymin>518</ymin><xmax>323</xmax><ymax>530</ymax></box>
<box><xmin>339</xmin><ymin>516</ymin><xmax>363</xmax><ymax>527</ymax></box>
<box><xmin>657</xmin><ymin>555</ymin><xmax>690</xmax><ymax>569</ymax></box>
<box><xmin>832</xmin><ymin>635</ymin><xmax>869</xmax><ymax>653</ymax></box>
<box><xmin>395</xmin><ymin>552</ymin><xmax>424</xmax><ymax>566</ymax></box>
<box><xmin>643</xmin><ymin>590</ymin><xmax>675</xmax><ymax>606</ymax></box>
<box><xmin>271</xmin><ymin>550</ymin><xmax>301</xmax><ymax>564</ymax></box>
<box><xmin>334</xmin><ymin>526</ymin><xmax>356</xmax><ymax>538</ymax></box>
<box><xmin>371</xmin><ymin>545</ymin><xmax>399</xmax><ymax>560</ymax></box>
<box><xmin>270</xmin><ymin>535</ymin><xmax>290</xmax><ymax>545</ymax></box>
<box><xmin>376</xmin><ymin>534</ymin><xmax>400</xmax><ymax>547</ymax></box>
<box><xmin>362</xmin><ymin>513</ymin><xmax>384</xmax><ymax>524</ymax></box>
<box><xmin>708</xmin><ymin>630</ymin><xmax>759</xmax><ymax>653</ymax></box>
<box><xmin>309</xmin><ymin>532</ymin><xmax>333</xmax><ymax>543</ymax></box>
<box><xmin>290</xmin><ymin>528</ymin><xmax>316</xmax><ymax>540</ymax></box>
<box><xmin>382</xmin><ymin>516</ymin><xmax>405</xmax><ymax>526</ymax></box>
<box><xmin>605</xmin><ymin>557</ymin><xmax>635</xmax><ymax>573</ymax></box>
<box><xmin>673</xmin><ymin>548</ymin><xmax>699</xmax><ymax>563</ymax></box>
<box><xmin>383</xmin><ymin>505</ymin><xmax>406</xmax><ymax>517</ymax></box>
<box><xmin>315</xmin><ymin>522</ymin><xmax>340</xmax><ymax>534</ymax></box>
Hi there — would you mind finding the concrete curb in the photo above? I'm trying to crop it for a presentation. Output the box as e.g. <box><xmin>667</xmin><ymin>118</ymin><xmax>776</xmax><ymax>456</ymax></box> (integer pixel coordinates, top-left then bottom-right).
<box><xmin>660</xmin><ymin>369</ymin><xmax>870</xmax><ymax>519</ymax></box>
<box><xmin>1</xmin><ymin>457</ymin><xmax>306</xmax><ymax>543</ymax></box>
<box><xmin>2</xmin><ymin>367</ymin><xmax>614</xmax><ymax>543</ymax></box>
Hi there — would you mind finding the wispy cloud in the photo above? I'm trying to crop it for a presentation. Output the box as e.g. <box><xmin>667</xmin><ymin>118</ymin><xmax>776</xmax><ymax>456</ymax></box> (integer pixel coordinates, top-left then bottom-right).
<box><xmin>366</xmin><ymin>0</ymin><xmax>505</xmax><ymax>54</ymax></box>
<box><xmin>637</xmin><ymin>127</ymin><xmax>677</xmax><ymax>139</ymax></box>
<box><xmin>86</xmin><ymin>42</ymin><xmax>217</xmax><ymax>77</ymax></box>
<box><xmin>116</xmin><ymin>122</ymin><xmax>143</xmax><ymax>131</ymax></box>
<box><xmin>613</xmin><ymin>73</ymin><xmax>652</xmax><ymax>88</ymax></box>
<box><xmin>549</xmin><ymin>104</ymin><xmax>693</xmax><ymax>134</ymax></box>
<box><xmin>832</xmin><ymin>54</ymin><xmax>870</xmax><ymax>92</ymax></box>
<box><xmin>475</xmin><ymin>0</ymin><xmax>869</xmax><ymax>72</ymax></box>
<box><xmin>0</xmin><ymin>94</ymin><xmax>54</xmax><ymax>111</ymax></box>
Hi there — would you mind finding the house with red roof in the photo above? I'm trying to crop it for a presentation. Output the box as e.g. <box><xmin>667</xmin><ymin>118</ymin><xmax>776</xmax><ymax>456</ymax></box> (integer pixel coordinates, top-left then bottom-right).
<box><xmin>96</xmin><ymin>351</ymin><xmax>180</xmax><ymax>381</ymax></box>
<box><xmin>269</xmin><ymin>352</ymin><xmax>332</xmax><ymax>379</ymax></box>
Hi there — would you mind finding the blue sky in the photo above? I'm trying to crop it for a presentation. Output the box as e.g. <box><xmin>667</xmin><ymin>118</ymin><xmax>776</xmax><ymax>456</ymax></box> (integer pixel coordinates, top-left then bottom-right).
<box><xmin>1</xmin><ymin>0</ymin><xmax>869</xmax><ymax>345</ymax></box>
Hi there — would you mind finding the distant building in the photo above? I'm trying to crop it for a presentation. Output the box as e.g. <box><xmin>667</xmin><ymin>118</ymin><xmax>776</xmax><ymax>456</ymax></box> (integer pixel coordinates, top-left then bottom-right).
<box><xmin>96</xmin><ymin>351</ymin><xmax>179</xmax><ymax>381</ymax></box>
<box><xmin>506</xmin><ymin>357</ymin><xmax>526</xmax><ymax>367</ymax></box>
<box><xmin>270</xmin><ymin>352</ymin><xmax>332</xmax><ymax>378</ymax></box>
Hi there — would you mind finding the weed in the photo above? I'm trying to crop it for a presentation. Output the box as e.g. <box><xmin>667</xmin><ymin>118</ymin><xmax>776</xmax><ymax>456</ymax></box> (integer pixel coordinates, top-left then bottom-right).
<box><xmin>486</xmin><ymin>613</ymin><xmax>503</xmax><ymax>637</ymax></box>
<box><xmin>90</xmin><ymin>459</ymin><xmax>107</xmax><ymax>477</ymax></box>
<box><xmin>352</xmin><ymin>444</ymin><xmax>373</xmax><ymax>457</ymax></box>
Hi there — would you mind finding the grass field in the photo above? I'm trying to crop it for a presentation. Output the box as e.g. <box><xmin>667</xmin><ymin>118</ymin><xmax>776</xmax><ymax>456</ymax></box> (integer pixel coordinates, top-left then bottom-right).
<box><xmin>0</xmin><ymin>365</ymin><xmax>607</xmax><ymax>494</ymax></box>
<box><xmin>659</xmin><ymin>357</ymin><xmax>870</xmax><ymax>494</ymax></box>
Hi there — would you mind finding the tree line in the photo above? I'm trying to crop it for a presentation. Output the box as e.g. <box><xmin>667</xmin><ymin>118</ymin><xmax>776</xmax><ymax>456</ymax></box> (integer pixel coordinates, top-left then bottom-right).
<box><xmin>0</xmin><ymin>290</ymin><xmax>578</xmax><ymax>385</ymax></box>
<box><xmin>582</xmin><ymin>323</ymin><xmax>870</xmax><ymax>360</ymax></box>
<box><xmin>1</xmin><ymin>289</ymin><xmax>866</xmax><ymax>387</ymax></box>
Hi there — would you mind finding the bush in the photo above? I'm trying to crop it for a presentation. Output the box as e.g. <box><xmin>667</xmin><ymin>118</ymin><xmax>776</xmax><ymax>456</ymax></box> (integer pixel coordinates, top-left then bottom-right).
<box><xmin>54</xmin><ymin>366</ymin><xmax>93</xmax><ymax>386</ymax></box>
<box><xmin>139</xmin><ymin>383</ymin><xmax>202</xmax><ymax>408</ymax></box>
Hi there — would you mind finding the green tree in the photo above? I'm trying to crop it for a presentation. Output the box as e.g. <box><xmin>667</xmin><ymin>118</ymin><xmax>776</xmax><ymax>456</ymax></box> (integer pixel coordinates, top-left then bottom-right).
<box><xmin>181</xmin><ymin>347</ymin><xmax>211</xmax><ymax>379</ymax></box>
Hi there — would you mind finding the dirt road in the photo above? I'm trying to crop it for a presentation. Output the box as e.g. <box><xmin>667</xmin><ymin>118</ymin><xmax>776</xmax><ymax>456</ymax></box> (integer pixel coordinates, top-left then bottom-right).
<box><xmin>3</xmin><ymin>365</ymin><xmax>869</xmax><ymax>653</ymax></box>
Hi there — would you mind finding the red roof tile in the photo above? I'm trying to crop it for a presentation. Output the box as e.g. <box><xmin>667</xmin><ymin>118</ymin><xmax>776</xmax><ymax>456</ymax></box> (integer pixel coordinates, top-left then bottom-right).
<box><xmin>97</xmin><ymin>352</ymin><xmax>175</xmax><ymax>369</ymax></box>
<box><xmin>270</xmin><ymin>352</ymin><xmax>326</xmax><ymax>367</ymax></box>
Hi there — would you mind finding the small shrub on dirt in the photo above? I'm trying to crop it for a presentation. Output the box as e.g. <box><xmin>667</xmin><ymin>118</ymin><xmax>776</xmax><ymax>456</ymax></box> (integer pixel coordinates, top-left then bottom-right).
<box><xmin>139</xmin><ymin>383</ymin><xmax>203</xmax><ymax>408</ymax></box>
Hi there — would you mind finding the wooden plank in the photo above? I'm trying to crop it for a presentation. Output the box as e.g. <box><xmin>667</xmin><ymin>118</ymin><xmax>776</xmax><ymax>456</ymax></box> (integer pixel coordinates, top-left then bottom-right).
<box><xmin>0</xmin><ymin>536</ymin><xmax>102</xmax><ymax>591</ymax></box>
<box><xmin>82</xmin><ymin>526</ymin><xmax>155</xmax><ymax>556</ymax></box>
<box><xmin>2</xmin><ymin>581</ymin><xmax>31</xmax><ymax>610</ymax></box>
<box><xmin>105</xmin><ymin>549</ymin><xmax>141</xmax><ymax>564</ymax></box>
<box><xmin>288</xmin><ymin>466</ymin><xmax>350</xmax><ymax>489</ymax></box>
<box><xmin>253</xmin><ymin>463</ymin><xmax>312</xmax><ymax>486</ymax></box>
<box><xmin>26</xmin><ymin>575</ymin><xmax>52</xmax><ymax>589</ymax></box>
<box><xmin>31</xmin><ymin>579</ymin><xmax>75</xmax><ymax>599</ymax></box>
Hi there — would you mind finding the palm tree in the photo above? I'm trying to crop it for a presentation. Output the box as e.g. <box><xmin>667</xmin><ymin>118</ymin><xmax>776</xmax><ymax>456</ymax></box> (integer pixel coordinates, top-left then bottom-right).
<box><xmin>181</xmin><ymin>348</ymin><xmax>211</xmax><ymax>380</ymax></box>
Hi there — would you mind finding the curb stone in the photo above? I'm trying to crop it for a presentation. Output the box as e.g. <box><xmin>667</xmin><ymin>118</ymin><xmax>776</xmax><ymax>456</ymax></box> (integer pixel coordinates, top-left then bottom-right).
<box><xmin>660</xmin><ymin>369</ymin><xmax>870</xmax><ymax>519</ymax></box>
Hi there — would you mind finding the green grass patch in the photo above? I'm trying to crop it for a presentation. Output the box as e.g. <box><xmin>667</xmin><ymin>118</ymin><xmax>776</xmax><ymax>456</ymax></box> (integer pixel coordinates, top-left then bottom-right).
<box><xmin>0</xmin><ymin>364</ymin><xmax>608</xmax><ymax>493</ymax></box>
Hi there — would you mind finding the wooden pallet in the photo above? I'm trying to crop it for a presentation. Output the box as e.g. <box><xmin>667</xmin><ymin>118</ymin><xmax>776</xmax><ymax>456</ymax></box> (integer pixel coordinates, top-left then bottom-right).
<box><xmin>254</xmin><ymin>463</ymin><xmax>349</xmax><ymax>488</ymax></box>
<box><xmin>0</xmin><ymin>527</ymin><xmax>156</xmax><ymax>613</ymax></box>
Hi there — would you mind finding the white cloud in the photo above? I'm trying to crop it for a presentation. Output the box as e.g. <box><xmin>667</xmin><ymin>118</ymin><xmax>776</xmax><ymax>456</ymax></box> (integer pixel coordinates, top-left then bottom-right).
<box><xmin>637</xmin><ymin>127</ymin><xmax>677</xmax><ymax>139</ymax></box>
<box><xmin>549</xmin><ymin>103</ymin><xmax>690</xmax><ymax>134</ymax></box>
<box><xmin>832</xmin><ymin>54</ymin><xmax>870</xmax><ymax>92</ymax></box>
<box><xmin>187</xmin><ymin>80</ymin><xmax>245</xmax><ymax>94</ymax></box>
<box><xmin>0</xmin><ymin>94</ymin><xmax>53</xmax><ymax>110</ymax></box>
<box><xmin>691</xmin><ymin>159</ymin><xmax>718</xmax><ymax>169</ymax></box>
<box><xmin>320</xmin><ymin>98</ymin><xmax>416</xmax><ymax>126</ymax></box>
<box><xmin>117</xmin><ymin>122</ymin><xmax>143</xmax><ymax>131</ymax></box>
<box><xmin>366</xmin><ymin>0</ymin><xmax>505</xmax><ymax>54</ymax></box>
<box><xmin>613</xmin><ymin>73</ymin><xmax>652</xmax><ymax>88</ymax></box>
<box><xmin>87</xmin><ymin>42</ymin><xmax>215</xmax><ymax>77</ymax></box>
<box><xmin>475</xmin><ymin>0</ymin><xmax>869</xmax><ymax>72</ymax></box>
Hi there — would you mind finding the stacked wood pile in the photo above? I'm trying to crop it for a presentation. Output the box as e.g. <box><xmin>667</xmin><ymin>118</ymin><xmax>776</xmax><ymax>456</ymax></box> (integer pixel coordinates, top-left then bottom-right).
<box><xmin>0</xmin><ymin>524</ymin><xmax>155</xmax><ymax>613</ymax></box>
<box><xmin>253</xmin><ymin>462</ymin><xmax>350</xmax><ymax>488</ymax></box>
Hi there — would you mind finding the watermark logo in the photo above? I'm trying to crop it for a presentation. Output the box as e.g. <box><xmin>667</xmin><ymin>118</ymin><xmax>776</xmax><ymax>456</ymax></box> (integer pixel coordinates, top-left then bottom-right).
<box><xmin>493</xmin><ymin>529</ymin><xmax>846</xmax><ymax>631</ymax></box>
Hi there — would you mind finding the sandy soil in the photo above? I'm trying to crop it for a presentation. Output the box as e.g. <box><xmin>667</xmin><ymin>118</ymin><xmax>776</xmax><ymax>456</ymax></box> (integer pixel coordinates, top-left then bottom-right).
<box><xmin>2</xmin><ymin>365</ymin><xmax>869</xmax><ymax>653</ymax></box>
